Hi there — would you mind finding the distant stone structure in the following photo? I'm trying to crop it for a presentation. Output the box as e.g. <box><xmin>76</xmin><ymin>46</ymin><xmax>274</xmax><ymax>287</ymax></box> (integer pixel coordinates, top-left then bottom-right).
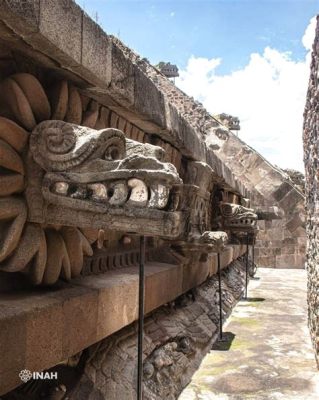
<box><xmin>213</xmin><ymin>113</ymin><xmax>241</xmax><ymax>131</ymax></box>
<box><xmin>0</xmin><ymin>1</ymin><xmax>306</xmax><ymax>398</ymax></box>
<box><xmin>303</xmin><ymin>15</ymin><xmax>319</xmax><ymax>366</ymax></box>
<box><xmin>156</xmin><ymin>61</ymin><xmax>179</xmax><ymax>78</ymax></box>
<box><xmin>282</xmin><ymin>169</ymin><xmax>305</xmax><ymax>195</ymax></box>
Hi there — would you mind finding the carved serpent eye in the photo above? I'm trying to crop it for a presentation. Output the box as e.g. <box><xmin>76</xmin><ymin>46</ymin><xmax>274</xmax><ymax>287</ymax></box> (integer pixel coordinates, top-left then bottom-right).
<box><xmin>104</xmin><ymin>145</ymin><xmax>121</xmax><ymax>161</ymax></box>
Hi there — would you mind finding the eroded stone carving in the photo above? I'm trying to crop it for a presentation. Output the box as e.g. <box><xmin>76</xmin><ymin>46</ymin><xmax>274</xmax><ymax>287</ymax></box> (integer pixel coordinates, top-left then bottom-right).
<box><xmin>213</xmin><ymin>113</ymin><xmax>240</xmax><ymax>131</ymax></box>
<box><xmin>219</xmin><ymin>202</ymin><xmax>258</xmax><ymax>231</ymax></box>
<box><xmin>0</xmin><ymin>73</ymin><xmax>235</xmax><ymax>288</ymax></box>
<box><xmin>0</xmin><ymin>73</ymin><xmax>183</xmax><ymax>285</ymax></box>
<box><xmin>65</xmin><ymin>260</ymin><xmax>246</xmax><ymax>400</ymax></box>
<box><xmin>255</xmin><ymin>206</ymin><xmax>283</xmax><ymax>221</ymax></box>
<box><xmin>215</xmin><ymin>202</ymin><xmax>258</xmax><ymax>245</ymax></box>
<box><xmin>171</xmin><ymin>162</ymin><xmax>228</xmax><ymax>255</ymax></box>
<box><xmin>29</xmin><ymin>120</ymin><xmax>181</xmax><ymax>221</ymax></box>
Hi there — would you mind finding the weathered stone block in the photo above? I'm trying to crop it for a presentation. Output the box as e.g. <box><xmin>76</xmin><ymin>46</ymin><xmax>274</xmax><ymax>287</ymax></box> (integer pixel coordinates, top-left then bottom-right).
<box><xmin>0</xmin><ymin>311</ymin><xmax>26</xmax><ymax>395</ymax></box>
<box><xmin>282</xmin><ymin>237</ymin><xmax>297</xmax><ymax>246</ymax></box>
<box><xmin>25</xmin><ymin>303</ymin><xmax>63</xmax><ymax>372</ymax></box>
<box><xmin>39</xmin><ymin>0</ymin><xmax>83</xmax><ymax>64</ymax></box>
<box><xmin>168</xmin><ymin>102</ymin><xmax>204</xmax><ymax>160</ymax></box>
<box><xmin>182</xmin><ymin>260</ymin><xmax>209</xmax><ymax>293</ymax></box>
<box><xmin>109</xmin><ymin>42</ymin><xmax>135</xmax><ymax>107</ymax></box>
<box><xmin>221</xmin><ymin>136</ymin><xmax>242</xmax><ymax>159</ymax></box>
<box><xmin>146</xmin><ymin>263</ymin><xmax>183</xmax><ymax>312</ymax></box>
<box><xmin>281</xmin><ymin>245</ymin><xmax>296</xmax><ymax>255</ymax></box>
<box><xmin>240</xmin><ymin>148</ymin><xmax>264</xmax><ymax>171</ymax></box>
<box><xmin>233</xmin><ymin>245</ymin><xmax>240</xmax><ymax>260</ymax></box>
<box><xmin>257</xmin><ymin>247</ymin><xmax>274</xmax><ymax>257</ymax></box>
<box><xmin>134</xmin><ymin>66</ymin><xmax>166</xmax><ymax>130</ymax></box>
<box><xmin>254</xmin><ymin>168</ymin><xmax>284</xmax><ymax>198</ymax></box>
<box><xmin>82</xmin><ymin>13</ymin><xmax>112</xmax><ymax>86</ymax></box>
<box><xmin>257</xmin><ymin>255</ymin><xmax>276</xmax><ymax>267</ymax></box>
<box><xmin>0</xmin><ymin>0</ymin><xmax>40</xmax><ymax>35</ymax></box>
<box><xmin>61</xmin><ymin>289</ymin><xmax>99</xmax><ymax>359</ymax></box>
<box><xmin>209</xmin><ymin>254</ymin><xmax>218</xmax><ymax>276</ymax></box>
<box><xmin>287</xmin><ymin>213</ymin><xmax>305</xmax><ymax>233</ymax></box>
<box><xmin>275</xmin><ymin>254</ymin><xmax>297</xmax><ymax>268</ymax></box>
<box><xmin>266</xmin><ymin>228</ymin><xmax>284</xmax><ymax>241</ymax></box>
<box><xmin>279</xmin><ymin>189</ymin><xmax>302</xmax><ymax>212</ymax></box>
<box><xmin>257</xmin><ymin>220</ymin><xmax>266</xmax><ymax>230</ymax></box>
<box><xmin>239</xmin><ymin>244</ymin><xmax>246</xmax><ymax>257</ymax></box>
<box><xmin>273</xmin><ymin>181</ymin><xmax>293</xmax><ymax>202</ymax></box>
<box><xmin>220</xmin><ymin>246</ymin><xmax>234</xmax><ymax>269</ymax></box>
<box><xmin>84</xmin><ymin>270</ymin><xmax>139</xmax><ymax>342</ymax></box>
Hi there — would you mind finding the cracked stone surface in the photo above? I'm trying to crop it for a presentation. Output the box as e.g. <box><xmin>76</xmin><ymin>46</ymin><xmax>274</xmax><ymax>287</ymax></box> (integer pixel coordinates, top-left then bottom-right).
<box><xmin>179</xmin><ymin>268</ymin><xmax>319</xmax><ymax>400</ymax></box>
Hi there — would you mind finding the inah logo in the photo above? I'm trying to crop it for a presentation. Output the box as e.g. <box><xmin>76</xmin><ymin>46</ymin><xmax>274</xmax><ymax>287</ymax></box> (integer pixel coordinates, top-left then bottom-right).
<box><xmin>19</xmin><ymin>369</ymin><xmax>58</xmax><ymax>382</ymax></box>
<box><xmin>19</xmin><ymin>370</ymin><xmax>32</xmax><ymax>383</ymax></box>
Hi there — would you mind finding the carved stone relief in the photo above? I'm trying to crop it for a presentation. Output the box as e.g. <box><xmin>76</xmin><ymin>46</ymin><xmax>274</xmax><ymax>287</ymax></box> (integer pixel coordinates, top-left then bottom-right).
<box><xmin>0</xmin><ymin>73</ymin><xmax>183</xmax><ymax>285</ymax></box>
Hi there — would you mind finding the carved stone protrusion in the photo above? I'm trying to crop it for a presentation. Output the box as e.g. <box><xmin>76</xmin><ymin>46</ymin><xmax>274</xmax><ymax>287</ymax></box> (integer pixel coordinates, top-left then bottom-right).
<box><xmin>241</xmin><ymin>197</ymin><xmax>250</xmax><ymax>208</ymax></box>
<box><xmin>168</xmin><ymin>161</ymin><xmax>230</xmax><ymax>255</ymax></box>
<box><xmin>195</xmin><ymin>230</ymin><xmax>228</xmax><ymax>253</ymax></box>
<box><xmin>213</xmin><ymin>127</ymin><xmax>229</xmax><ymax>140</ymax></box>
<box><xmin>0</xmin><ymin>72</ymin><xmax>185</xmax><ymax>286</ymax></box>
<box><xmin>214</xmin><ymin>113</ymin><xmax>240</xmax><ymax>131</ymax></box>
<box><xmin>27</xmin><ymin>120</ymin><xmax>183</xmax><ymax>238</ymax></box>
<box><xmin>219</xmin><ymin>202</ymin><xmax>258</xmax><ymax>232</ymax></box>
<box><xmin>206</xmin><ymin>126</ymin><xmax>229</xmax><ymax>150</ymax></box>
<box><xmin>255</xmin><ymin>206</ymin><xmax>283</xmax><ymax>221</ymax></box>
<box><xmin>184</xmin><ymin>161</ymin><xmax>218</xmax><ymax>192</ymax></box>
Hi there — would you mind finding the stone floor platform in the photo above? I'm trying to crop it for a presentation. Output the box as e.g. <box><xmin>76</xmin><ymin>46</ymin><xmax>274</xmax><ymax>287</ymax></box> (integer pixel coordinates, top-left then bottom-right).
<box><xmin>180</xmin><ymin>268</ymin><xmax>319</xmax><ymax>400</ymax></box>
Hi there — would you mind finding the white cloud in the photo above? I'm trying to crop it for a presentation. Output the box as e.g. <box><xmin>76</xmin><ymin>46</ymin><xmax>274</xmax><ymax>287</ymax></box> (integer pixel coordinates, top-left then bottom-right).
<box><xmin>303</xmin><ymin>16</ymin><xmax>316</xmax><ymax>51</ymax></box>
<box><xmin>176</xmin><ymin>17</ymin><xmax>317</xmax><ymax>172</ymax></box>
<box><xmin>170</xmin><ymin>11</ymin><xmax>175</xmax><ymax>17</ymax></box>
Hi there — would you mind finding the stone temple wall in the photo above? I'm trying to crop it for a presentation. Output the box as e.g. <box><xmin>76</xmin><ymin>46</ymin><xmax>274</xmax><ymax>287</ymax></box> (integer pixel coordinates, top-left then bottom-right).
<box><xmin>0</xmin><ymin>0</ymin><xmax>306</xmax><ymax>268</ymax></box>
<box><xmin>4</xmin><ymin>258</ymin><xmax>247</xmax><ymax>400</ymax></box>
<box><xmin>71</xmin><ymin>260</ymin><xmax>246</xmax><ymax>400</ymax></box>
<box><xmin>303</xmin><ymin>15</ymin><xmax>319</xmax><ymax>365</ymax></box>
<box><xmin>112</xmin><ymin>38</ymin><xmax>306</xmax><ymax>269</ymax></box>
<box><xmin>0</xmin><ymin>1</ymin><xmax>308</xmax><ymax>397</ymax></box>
<box><xmin>215</xmin><ymin>134</ymin><xmax>306</xmax><ymax>269</ymax></box>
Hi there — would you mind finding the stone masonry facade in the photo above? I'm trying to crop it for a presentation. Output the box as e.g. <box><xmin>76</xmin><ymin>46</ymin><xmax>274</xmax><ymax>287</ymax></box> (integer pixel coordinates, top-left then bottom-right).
<box><xmin>303</xmin><ymin>15</ymin><xmax>319</xmax><ymax>366</ymax></box>
<box><xmin>0</xmin><ymin>0</ymin><xmax>309</xmax><ymax>397</ymax></box>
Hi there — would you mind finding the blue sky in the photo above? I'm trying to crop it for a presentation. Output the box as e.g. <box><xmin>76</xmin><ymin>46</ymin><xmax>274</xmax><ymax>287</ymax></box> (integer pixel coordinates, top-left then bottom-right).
<box><xmin>79</xmin><ymin>0</ymin><xmax>318</xmax><ymax>74</ymax></box>
<box><xmin>77</xmin><ymin>0</ymin><xmax>319</xmax><ymax>171</ymax></box>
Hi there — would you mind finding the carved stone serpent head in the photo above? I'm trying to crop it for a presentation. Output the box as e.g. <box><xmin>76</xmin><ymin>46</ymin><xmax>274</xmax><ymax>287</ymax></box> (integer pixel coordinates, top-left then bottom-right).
<box><xmin>0</xmin><ymin>73</ymin><xmax>182</xmax><ymax>285</ymax></box>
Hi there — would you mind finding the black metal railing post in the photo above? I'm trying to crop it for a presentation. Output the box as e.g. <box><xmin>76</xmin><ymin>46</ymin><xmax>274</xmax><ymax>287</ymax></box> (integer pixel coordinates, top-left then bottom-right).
<box><xmin>137</xmin><ymin>236</ymin><xmax>145</xmax><ymax>400</ymax></box>
<box><xmin>245</xmin><ymin>233</ymin><xmax>249</xmax><ymax>299</ymax></box>
<box><xmin>217</xmin><ymin>252</ymin><xmax>223</xmax><ymax>340</ymax></box>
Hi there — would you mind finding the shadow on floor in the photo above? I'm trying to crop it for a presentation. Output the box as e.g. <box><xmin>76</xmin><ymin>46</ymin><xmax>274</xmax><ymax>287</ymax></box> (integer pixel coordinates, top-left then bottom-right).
<box><xmin>212</xmin><ymin>332</ymin><xmax>236</xmax><ymax>351</ymax></box>
<box><xmin>241</xmin><ymin>297</ymin><xmax>265</xmax><ymax>303</ymax></box>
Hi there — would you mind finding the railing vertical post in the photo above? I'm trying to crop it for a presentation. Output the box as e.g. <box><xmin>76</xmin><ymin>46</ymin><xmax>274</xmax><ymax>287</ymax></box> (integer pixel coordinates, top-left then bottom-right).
<box><xmin>217</xmin><ymin>252</ymin><xmax>223</xmax><ymax>340</ymax></box>
<box><xmin>245</xmin><ymin>233</ymin><xmax>249</xmax><ymax>299</ymax></box>
<box><xmin>252</xmin><ymin>237</ymin><xmax>255</xmax><ymax>269</ymax></box>
<box><xmin>137</xmin><ymin>236</ymin><xmax>145</xmax><ymax>400</ymax></box>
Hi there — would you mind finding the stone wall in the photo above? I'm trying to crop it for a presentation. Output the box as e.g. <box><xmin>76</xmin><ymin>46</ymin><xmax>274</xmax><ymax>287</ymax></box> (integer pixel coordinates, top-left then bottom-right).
<box><xmin>0</xmin><ymin>1</ymin><xmax>308</xmax><ymax>396</ymax></box>
<box><xmin>303</xmin><ymin>15</ymin><xmax>319</xmax><ymax>365</ymax></box>
<box><xmin>0</xmin><ymin>0</ymin><xmax>306</xmax><ymax>268</ymax></box>
<box><xmin>111</xmin><ymin>36</ymin><xmax>306</xmax><ymax>269</ymax></box>
<box><xmin>4</xmin><ymin>258</ymin><xmax>247</xmax><ymax>399</ymax></box>
<box><xmin>218</xmin><ymin>135</ymin><xmax>306</xmax><ymax>268</ymax></box>
<box><xmin>73</xmin><ymin>259</ymin><xmax>246</xmax><ymax>400</ymax></box>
